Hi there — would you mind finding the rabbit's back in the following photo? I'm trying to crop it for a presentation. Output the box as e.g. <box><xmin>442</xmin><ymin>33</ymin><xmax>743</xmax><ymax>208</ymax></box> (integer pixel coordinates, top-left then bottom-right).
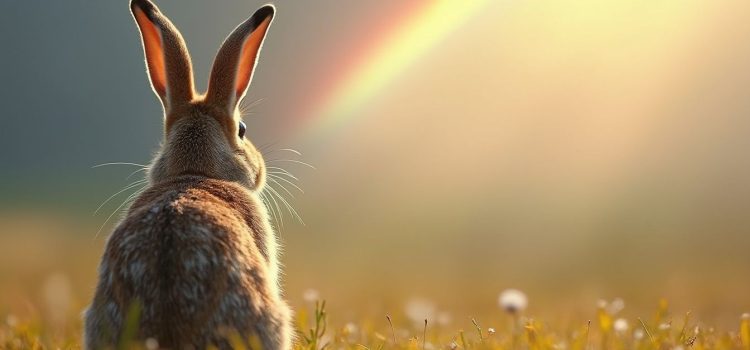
<box><xmin>86</xmin><ymin>176</ymin><xmax>285</xmax><ymax>348</ymax></box>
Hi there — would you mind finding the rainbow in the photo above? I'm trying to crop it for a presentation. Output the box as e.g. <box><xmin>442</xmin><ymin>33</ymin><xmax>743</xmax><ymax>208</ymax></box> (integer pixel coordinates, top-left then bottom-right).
<box><xmin>303</xmin><ymin>0</ymin><xmax>489</xmax><ymax>134</ymax></box>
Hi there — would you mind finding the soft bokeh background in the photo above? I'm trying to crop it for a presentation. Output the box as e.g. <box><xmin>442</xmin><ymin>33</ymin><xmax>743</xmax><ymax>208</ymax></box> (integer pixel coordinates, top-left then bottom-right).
<box><xmin>1</xmin><ymin>0</ymin><xmax>749</xmax><ymax>334</ymax></box>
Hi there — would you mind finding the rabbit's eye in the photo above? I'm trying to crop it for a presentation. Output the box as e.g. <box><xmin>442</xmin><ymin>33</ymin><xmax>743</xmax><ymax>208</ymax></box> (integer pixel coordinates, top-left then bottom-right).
<box><xmin>238</xmin><ymin>121</ymin><xmax>247</xmax><ymax>138</ymax></box>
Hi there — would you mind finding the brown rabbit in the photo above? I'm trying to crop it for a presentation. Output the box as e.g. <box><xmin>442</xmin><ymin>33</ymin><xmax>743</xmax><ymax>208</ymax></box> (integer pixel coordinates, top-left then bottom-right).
<box><xmin>83</xmin><ymin>1</ymin><xmax>292</xmax><ymax>349</ymax></box>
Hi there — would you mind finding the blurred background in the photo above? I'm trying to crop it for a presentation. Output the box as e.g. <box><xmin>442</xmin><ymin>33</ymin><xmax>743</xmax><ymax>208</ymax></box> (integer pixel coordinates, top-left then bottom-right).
<box><xmin>1</xmin><ymin>0</ymin><xmax>749</xmax><ymax>334</ymax></box>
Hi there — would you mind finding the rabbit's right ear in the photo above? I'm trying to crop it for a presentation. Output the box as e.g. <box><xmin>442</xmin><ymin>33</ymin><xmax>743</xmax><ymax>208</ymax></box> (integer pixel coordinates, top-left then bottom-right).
<box><xmin>130</xmin><ymin>0</ymin><xmax>195</xmax><ymax>111</ymax></box>
<box><xmin>205</xmin><ymin>5</ymin><xmax>275</xmax><ymax>114</ymax></box>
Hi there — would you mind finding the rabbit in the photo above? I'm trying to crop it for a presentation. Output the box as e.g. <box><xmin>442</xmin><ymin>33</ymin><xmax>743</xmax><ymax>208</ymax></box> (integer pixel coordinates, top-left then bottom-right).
<box><xmin>83</xmin><ymin>0</ymin><xmax>292</xmax><ymax>349</ymax></box>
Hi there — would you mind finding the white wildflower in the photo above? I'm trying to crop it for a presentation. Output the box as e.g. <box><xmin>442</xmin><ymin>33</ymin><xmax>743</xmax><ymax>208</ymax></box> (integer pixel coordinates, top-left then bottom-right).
<box><xmin>608</xmin><ymin>298</ymin><xmax>625</xmax><ymax>315</ymax></box>
<box><xmin>344</xmin><ymin>322</ymin><xmax>358</xmax><ymax>335</ymax></box>
<box><xmin>437</xmin><ymin>311</ymin><xmax>452</xmax><ymax>326</ymax></box>
<box><xmin>405</xmin><ymin>298</ymin><xmax>436</xmax><ymax>324</ymax></box>
<box><xmin>499</xmin><ymin>289</ymin><xmax>528</xmax><ymax>314</ymax></box>
<box><xmin>613</xmin><ymin>318</ymin><xmax>629</xmax><ymax>334</ymax></box>
<box><xmin>303</xmin><ymin>288</ymin><xmax>320</xmax><ymax>303</ymax></box>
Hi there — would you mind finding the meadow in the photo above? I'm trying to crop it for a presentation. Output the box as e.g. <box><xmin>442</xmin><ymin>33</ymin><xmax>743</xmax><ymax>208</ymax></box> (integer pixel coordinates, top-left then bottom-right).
<box><xmin>0</xmin><ymin>217</ymin><xmax>748</xmax><ymax>350</ymax></box>
<box><xmin>2</xmin><ymin>282</ymin><xmax>750</xmax><ymax>349</ymax></box>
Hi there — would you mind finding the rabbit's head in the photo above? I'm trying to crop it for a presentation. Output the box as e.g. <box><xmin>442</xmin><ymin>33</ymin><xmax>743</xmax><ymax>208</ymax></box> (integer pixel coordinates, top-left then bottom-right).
<box><xmin>130</xmin><ymin>0</ymin><xmax>274</xmax><ymax>192</ymax></box>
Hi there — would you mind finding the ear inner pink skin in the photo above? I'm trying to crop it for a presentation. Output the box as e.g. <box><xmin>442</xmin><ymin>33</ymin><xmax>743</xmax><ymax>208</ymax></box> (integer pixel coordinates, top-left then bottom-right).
<box><xmin>234</xmin><ymin>17</ymin><xmax>273</xmax><ymax>102</ymax></box>
<box><xmin>130</xmin><ymin>0</ymin><xmax>195</xmax><ymax>114</ymax></box>
<box><xmin>133</xmin><ymin>8</ymin><xmax>167</xmax><ymax>98</ymax></box>
<box><xmin>205</xmin><ymin>6</ymin><xmax>275</xmax><ymax>114</ymax></box>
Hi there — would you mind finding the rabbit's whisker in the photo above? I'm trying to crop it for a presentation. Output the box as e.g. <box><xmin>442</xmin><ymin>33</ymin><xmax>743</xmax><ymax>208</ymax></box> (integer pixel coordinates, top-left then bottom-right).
<box><xmin>94</xmin><ymin>180</ymin><xmax>148</xmax><ymax>215</ymax></box>
<box><xmin>125</xmin><ymin>167</ymin><xmax>149</xmax><ymax>181</ymax></box>
<box><xmin>277</xmin><ymin>148</ymin><xmax>301</xmax><ymax>156</ymax></box>
<box><xmin>91</xmin><ymin>162</ymin><xmax>148</xmax><ymax>168</ymax></box>
<box><xmin>258</xmin><ymin>142</ymin><xmax>279</xmax><ymax>154</ymax></box>
<box><xmin>268</xmin><ymin>172</ymin><xmax>298</xmax><ymax>184</ymax></box>
<box><xmin>266</xmin><ymin>194</ymin><xmax>281</xmax><ymax>229</ymax></box>
<box><xmin>266</xmin><ymin>184</ymin><xmax>304</xmax><ymax>225</ymax></box>
<box><xmin>268</xmin><ymin>178</ymin><xmax>295</xmax><ymax>199</ymax></box>
<box><xmin>245</xmin><ymin>97</ymin><xmax>265</xmax><ymax>108</ymax></box>
<box><xmin>268</xmin><ymin>174</ymin><xmax>303</xmax><ymax>193</ymax></box>
<box><xmin>258</xmin><ymin>147</ymin><xmax>308</xmax><ymax>228</ymax></box>
<box><xmin>95</xmin><ymin>183</ymin><xmax>147</xmax><ymax>239</ymax></box>
<box><xmin>275</xmin><ymin>186</ymin><xmax>304</xmax><ymax>225</ymax></box>
<box><xmin>263</xmin><ymin>148</ymin><xmax>302</xmax><ymax>157</ymax></box>
<box><xmin>263</xmin><ymin>185</ymin><xmax>285</xmax><ymax>228</ymax></box>
<box><xmin>258</xmin><ymin>192</ymin><xmax>279</xmax><ymax>229</ymax></box>
<box><xmin>239</xmin><ymin>98</ymin><xmax>265</xmax><ymax>118</ymax></box>
<box><xmin>267</xmin><ymin>167</ymin><xmax>298</xmax><ymax>181</ymax></box>
<box><xmin>267</xmin><ymin>159</ymin><xmax>316</xmax><ymax>169</ymax></box>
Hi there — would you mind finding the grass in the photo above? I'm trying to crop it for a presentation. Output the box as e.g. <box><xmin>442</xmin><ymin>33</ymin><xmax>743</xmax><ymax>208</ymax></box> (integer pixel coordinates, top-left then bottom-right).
<box><xmin>0</xmin><ymin>215</ymin><xmax>749</xmax><ymax>349</ymax></box>
<box><xmin>1</xmin><ymin>295</ymin><xmax>749</xmax><ymax>349</ymax></box>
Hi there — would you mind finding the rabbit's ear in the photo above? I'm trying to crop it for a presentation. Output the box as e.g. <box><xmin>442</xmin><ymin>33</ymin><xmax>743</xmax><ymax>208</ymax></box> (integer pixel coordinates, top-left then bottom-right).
<box><xmin>130</xmin><ymin>0</ymin><xmax>195</xmax><ymax>110</ymax></box>
<box><xmin>205</xmin><ymin>5</ymin><xmax>275</xmax><ymax>113</ymax></box>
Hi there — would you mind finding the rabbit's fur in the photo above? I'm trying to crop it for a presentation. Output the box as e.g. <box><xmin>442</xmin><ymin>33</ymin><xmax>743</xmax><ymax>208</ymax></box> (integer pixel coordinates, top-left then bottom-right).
<box><xmin>84</xmin><ymin>1</ymin><xmax>291</xmax><ymax>349</ymax></box>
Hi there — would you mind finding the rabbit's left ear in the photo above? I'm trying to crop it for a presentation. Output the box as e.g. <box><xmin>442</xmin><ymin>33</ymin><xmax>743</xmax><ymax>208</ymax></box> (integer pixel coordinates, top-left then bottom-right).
<box><xmin>205</xmin><ymin>5</ymin><xmax>275</xmax><ymax>114</ymax></box>
<box><xmin>130</xmin><ymin>0</ymin><xmax>195</xmax><ymax>111</ymax></box>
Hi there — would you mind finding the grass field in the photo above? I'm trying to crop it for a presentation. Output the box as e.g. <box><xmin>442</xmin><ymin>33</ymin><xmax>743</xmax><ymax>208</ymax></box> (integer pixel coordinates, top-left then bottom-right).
<box><xmin>0</xmin><ymin>222</ymin><xmax>749</xmax><ymax>350</ymax></box>
<box><xmin>2</xmin><ymin>292</ymin><xmax>750</xmax><ymax>349</ymax></box>
<box><xmin>0</xmin><ymin>208</ymin><xmax>749</xmax><ymax>350</ymax></box>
